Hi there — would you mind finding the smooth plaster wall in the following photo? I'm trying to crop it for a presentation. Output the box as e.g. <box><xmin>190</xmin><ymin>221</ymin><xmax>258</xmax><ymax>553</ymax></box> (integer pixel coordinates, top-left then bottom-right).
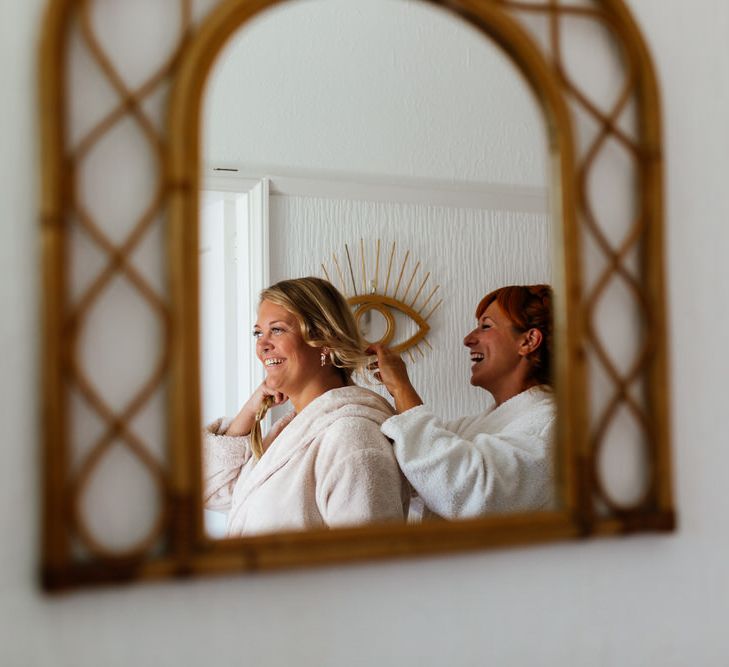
<box><xmin>203</xmin><ymin>0</ymin><xmax>548</xmax><ymax>186</ymax></box>
<box><xmin>2</xmin><ymin>1</ymin><xmax>729</xmax><ymax>665</ymax></box>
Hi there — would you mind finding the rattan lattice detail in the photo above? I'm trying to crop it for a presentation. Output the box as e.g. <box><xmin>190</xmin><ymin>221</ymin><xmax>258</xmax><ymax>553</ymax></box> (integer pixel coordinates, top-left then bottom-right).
<box><xmin>64</xmin><ymin>0</ymin><xmax>193</xmax><ymax>559</ymax></box>
<box><xmin>499</xmin><ymin>0</ymin><xmax>657</xmax><ymax>514</ymax></box>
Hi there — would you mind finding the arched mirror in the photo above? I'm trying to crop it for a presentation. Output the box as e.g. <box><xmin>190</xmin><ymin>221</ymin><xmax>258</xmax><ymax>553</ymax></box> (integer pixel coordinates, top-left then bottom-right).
<box><xmin>40</xmin><ymin>0</ymin><xmax>672</xmax><ymax>590</ymax></box>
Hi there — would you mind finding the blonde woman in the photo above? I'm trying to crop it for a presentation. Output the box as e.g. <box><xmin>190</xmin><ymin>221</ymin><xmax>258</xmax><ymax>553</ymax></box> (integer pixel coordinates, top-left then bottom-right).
<box><xmin>203</xmin><ymin>277</ymin><xmax>408</xmax><ymax>536</ymax></box>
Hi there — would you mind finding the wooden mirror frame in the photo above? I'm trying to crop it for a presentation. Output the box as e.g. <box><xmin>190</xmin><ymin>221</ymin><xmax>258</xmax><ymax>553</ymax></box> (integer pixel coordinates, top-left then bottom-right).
<box><xmin>40</xmin><ymin>0</ymin><xmax>674</xmax><ymax>591</ymax></box>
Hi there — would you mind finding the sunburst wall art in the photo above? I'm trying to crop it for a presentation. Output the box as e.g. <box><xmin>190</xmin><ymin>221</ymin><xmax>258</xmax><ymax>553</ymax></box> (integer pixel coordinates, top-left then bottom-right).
<box><xmin>321</xmin><ymin>239</ymin><xmax>442</xmax><ymax>362</ymax></box>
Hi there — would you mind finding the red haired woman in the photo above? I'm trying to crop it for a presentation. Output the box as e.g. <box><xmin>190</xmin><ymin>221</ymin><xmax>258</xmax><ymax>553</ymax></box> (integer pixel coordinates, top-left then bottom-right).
<box><xmin>369</xmin><ymin>284</ymin><xmax>555</xmax><ymax>518</ymax></box>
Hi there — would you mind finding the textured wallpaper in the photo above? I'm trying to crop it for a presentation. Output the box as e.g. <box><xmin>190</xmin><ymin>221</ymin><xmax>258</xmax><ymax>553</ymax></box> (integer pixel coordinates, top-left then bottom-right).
<box><xmin>269</xmin><ymin>194</ymin><xmax>551</xmax><ymax>420</ymax></box>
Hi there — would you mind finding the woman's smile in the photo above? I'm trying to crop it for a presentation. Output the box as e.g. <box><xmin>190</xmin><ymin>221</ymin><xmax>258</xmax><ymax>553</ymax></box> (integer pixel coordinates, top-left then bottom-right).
<box><xmin>253</xmin><ymin>300</ymin><xmax>323</xmax><ymax>397</ymax></box>
<box><xmin>470</xmin><ymin>352</ymin><xmax>485</xmax><ymax>365</ymax></box>
<box><xmin>463</xmin><ymin>301</ymin><xmax>526</xmax><ymax>396</ymax></box>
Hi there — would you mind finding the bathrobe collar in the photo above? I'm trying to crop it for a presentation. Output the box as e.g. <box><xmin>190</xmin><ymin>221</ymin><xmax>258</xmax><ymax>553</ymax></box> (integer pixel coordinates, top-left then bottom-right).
<box><xmin>485</xmin><ymin>384</ymin><xmax>553</xmax><ymax>428</ymax></box>
<box><xmin>236</xmin><ymin>386</ymin><xmax>394</xmax><ymax>504</ymax></box>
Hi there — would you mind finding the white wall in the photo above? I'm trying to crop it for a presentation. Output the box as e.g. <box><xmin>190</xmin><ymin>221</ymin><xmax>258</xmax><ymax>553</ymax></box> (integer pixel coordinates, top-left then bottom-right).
<box><xmin>2</xmin><ymin>1</ymin><xmax>729</xmax><ymax>665</ymax></box>
<box><xmin>203</xmin><ymin>0</ymin><xmax>547</xmax><ymax>185</ymax></box>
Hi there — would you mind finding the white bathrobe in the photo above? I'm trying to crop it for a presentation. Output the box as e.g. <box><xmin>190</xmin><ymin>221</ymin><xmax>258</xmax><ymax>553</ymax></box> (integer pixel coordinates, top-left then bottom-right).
<box><xmin>381</xmin><ymin>385</ymin><xmax>556</xmax><ymax>519</ymax></box>
<box><xmin>204</xmin><ymin>386</ymin><xmax>409</xmax><ymax>536</ymax></box>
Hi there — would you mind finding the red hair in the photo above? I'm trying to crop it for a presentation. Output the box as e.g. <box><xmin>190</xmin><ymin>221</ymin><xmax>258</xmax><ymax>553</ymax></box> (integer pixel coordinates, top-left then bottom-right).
<box><xmin>476</xmin><ymin>284</ymin><xmax>553</xmax><ymax>385</ymax></box>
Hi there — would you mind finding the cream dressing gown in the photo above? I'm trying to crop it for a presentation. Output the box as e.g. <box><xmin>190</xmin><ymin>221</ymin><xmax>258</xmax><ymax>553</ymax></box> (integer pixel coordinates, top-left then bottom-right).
<box><xmin>204</xmin><ymin>386</ymin><xmax>409</xmax><ymax>536</ymax></box>
<box><xmin>381</xmin><ymin>385</ymin><xmax>556</xmax><ymax>519</ymax></box>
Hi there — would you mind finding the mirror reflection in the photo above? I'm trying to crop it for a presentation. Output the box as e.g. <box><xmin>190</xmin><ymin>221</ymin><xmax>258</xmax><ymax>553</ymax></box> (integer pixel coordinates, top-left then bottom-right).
<box><xmin>199</xmin><ymin>0</ymin><xmax>555</xmax><ymax>538</ymax></box>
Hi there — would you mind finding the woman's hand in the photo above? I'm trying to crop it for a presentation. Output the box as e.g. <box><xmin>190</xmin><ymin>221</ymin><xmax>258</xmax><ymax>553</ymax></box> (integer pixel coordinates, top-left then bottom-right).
<box><xmin>224</xmin><ymin>381</ymin><xmax>288</xmax><ymax>437</ymax></box>
<box><xmin>367</xmin><ymin>344</ymin><xmax>423</xmax><ymax>413</ymax></box>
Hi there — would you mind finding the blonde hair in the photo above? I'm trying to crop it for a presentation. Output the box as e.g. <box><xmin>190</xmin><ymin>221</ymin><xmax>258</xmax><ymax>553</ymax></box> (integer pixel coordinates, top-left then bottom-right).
<box><xmin>251</xmin><ymin>277</ymin><xmax>369</xmax><ymax>458</ymax></box>
<box><xmin>260</xmin><ymin>277</ymin><xmax>369</xmax><ymax>380</ymax></box>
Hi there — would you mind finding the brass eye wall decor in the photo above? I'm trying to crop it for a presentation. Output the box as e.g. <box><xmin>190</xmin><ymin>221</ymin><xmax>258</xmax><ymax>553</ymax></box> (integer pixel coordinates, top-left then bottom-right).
<box><xmin>321</xmin><ymin>239</ymin><xmax>442</xmax><ymax>362</ymax></box>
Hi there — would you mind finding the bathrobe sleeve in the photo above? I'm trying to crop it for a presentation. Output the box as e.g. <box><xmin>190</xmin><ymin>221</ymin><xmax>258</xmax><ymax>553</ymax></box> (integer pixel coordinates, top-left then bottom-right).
<box><xmin>381</xmin><ymin>403</ymin><xmax>555</xmax><ymax>518</ymax></box>
<box><xmin>314</xmin><ymin>416</ymin><xmax>408</xmax><ymax>527</ymax></box>
<box><xmin>202</xmin><ymin>418</ymin><xmax>256</xmax><ymax>512</ymax></box>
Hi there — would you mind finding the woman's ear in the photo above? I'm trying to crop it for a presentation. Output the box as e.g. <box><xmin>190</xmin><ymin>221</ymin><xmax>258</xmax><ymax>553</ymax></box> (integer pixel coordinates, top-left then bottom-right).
<box><xmin>519</xmin><ymin>328</ymin><xmax>543</xmax><ymax>356</ymax></box>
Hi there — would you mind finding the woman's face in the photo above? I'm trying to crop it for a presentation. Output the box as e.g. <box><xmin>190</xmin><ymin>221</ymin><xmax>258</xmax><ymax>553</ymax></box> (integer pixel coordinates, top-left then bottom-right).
<box><xmin>253</xmin><ymin>300</ymin><xmax>322</xmax><ymax>397</ymax></box>
<box><xmin>463</xmin><ymin>301</ymin><xmax>528</xmax><ymax>396</ymax></box>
